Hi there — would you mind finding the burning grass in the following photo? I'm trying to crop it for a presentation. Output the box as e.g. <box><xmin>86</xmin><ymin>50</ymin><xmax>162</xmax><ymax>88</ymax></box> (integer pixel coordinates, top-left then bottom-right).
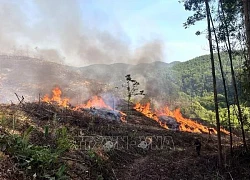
<box><xmin>42</xmin><ymin>88</ymin><xmax>126</xmax><ymax>122</ymax></box>
<box><xmin>42</xmin><ymin>87</ymin><xmax>69</xmax><ymax>107</ymax></box>
<box><xmin>134</xmin><ymin>102</ymin><xmax>230</xmax><ymax>135</ymax></box>
<box><xmin>41</xmin><ymin>87</ymin><xmax>230</xmax><ymax>135</ymax></box>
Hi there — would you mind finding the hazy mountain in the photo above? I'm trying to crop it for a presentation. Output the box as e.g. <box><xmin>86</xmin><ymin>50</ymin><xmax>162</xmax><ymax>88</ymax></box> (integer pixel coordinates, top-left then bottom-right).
<box><xmin>0</xmin><ymin>55</ymin><xmax>182</xmax><ymax>105</ymax></box>
<box><xmin>0</xmin><ymin>55</ymin><xmax>96</xmax><ymax>103</ymax></box>
<box><xmin>1</xmin><ymin>52</ymin><xmax>243</xmax><ymax>111</ymax></box>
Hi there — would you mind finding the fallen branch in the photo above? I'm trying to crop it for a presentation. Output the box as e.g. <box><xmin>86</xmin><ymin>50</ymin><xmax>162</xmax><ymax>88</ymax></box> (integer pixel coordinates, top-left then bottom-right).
<box><xmin>14</xmin><ymin>93</ymin><xmax>24</xmax><ymax>105</ymax></box>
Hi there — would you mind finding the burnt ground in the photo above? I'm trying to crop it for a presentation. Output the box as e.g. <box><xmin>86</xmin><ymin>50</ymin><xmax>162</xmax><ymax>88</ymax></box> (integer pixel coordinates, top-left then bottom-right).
<box><xmin>0</xmin><ymin>102</ymin><xmax>250</xmax><ymax>180</ymax></box>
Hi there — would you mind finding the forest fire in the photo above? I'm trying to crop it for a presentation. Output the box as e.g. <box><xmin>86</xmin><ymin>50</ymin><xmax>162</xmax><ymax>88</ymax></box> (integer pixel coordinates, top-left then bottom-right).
<box><xmin>42</xmin><ymin>87</ymin><xmax>69</xmax><ymax>107</ymax></box>
<box><xmin>134</xmin><ymin>103</ymin><xmax>168</xmax><ymax>129</ymax></box>
<box><xmin>134</xmin><ymin>102</ymin><xmax>229</xmax><ymax>134</ymax></box>
<box><xmin>42</xmin><ymin>88</ymin><xmax>126</xmax><ymax>121</ymax></box>
<box><xmin>74</xmin><ymin>96</ymin><xmax>127</xmax><ymax>122</ymax></box>
<box><xmin>41</xmin><ymin>88</ymin><xmax>228</xmax><ymax>134</ymax></box>
<box><xmin>74</xmin><ymin>96</ymin><xmax>113</xmax><ymax>110</ymax></box>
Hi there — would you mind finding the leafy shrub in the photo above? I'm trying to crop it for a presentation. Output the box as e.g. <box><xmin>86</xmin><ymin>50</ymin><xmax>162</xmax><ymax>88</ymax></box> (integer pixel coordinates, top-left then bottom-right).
<box><xmin>0</xmin><ymin>126</ymin><xmax>68</xmax><ymax>179</ymax></box>
<box><xmin>56</xmin><ymin>126</ymin><xmax>75</xmax><ymax>152</ymax></box>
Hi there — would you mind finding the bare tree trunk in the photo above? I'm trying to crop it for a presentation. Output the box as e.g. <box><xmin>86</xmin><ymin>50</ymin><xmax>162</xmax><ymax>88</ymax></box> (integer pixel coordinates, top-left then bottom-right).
<box><xmin>242</xmin><ymin>0</ymin><xmax>250</xmax><ymax>106</ymax></box>
<box><xmin>127</xmin><ymin>81</ymin><xmax>130</xmax><ymax>122</ymax></box>
<box><xmin>243</xmin><ymin>0</ymin><xmax>250</xmax><ymax>66</ymax></box>
<box><xmin>220</xmin><ymin>0</ymin><xmax>248</xmax><ymax>151</ymax></box>
<box><xmin>205</xmin><ymin>0</ymin><xmax>223</xmax><ymax>167</ymax></box>
<box><xmin>209</xmin><ymin>11</ymin><xmax>233</xmax><ymax>156</ymax></box>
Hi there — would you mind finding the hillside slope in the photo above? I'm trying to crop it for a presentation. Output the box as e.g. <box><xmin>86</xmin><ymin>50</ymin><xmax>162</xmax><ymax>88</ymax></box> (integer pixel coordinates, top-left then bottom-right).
<box><xmin>0</xmin><ymin>102</ymin><xmax>249</xmax><ymax>180</ymax></box>
<box><xmin>0</xmin><ymin>55</ymin><xmax>181</xmax><ymax>105</ymax></box>
<box><xmin>0</xmin><ymin>54</ymin><xmax>244</xmax><ymax>114</ymax></box>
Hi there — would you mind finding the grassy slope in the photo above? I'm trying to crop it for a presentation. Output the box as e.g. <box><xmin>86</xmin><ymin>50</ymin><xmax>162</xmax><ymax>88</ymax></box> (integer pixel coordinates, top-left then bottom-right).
<box><xmin>0</xmin><ymin>102</ymin><xmax>249</xmax><ymax>180</ymax></box>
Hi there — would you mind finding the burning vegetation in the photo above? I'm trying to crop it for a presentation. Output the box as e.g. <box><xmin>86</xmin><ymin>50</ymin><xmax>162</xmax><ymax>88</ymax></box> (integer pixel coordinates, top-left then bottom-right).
<box><xmin>42</xmin><ymin>87</ymin><xmax>126</xmax><ymax>122</ymax></box>
<box><xmin>74</xmin><ymin>96</ymin><xmax>113</xmax><ymax>110</ymax></box>
<box><xmin>41</xmin><ymin>87</ymin><xmax>228</xmax><ymax>135</ymax></box>
<box><xmin>134</xmin><ymin>102</ymin><xmax>230</xmax><ymax>135</ymax></box>
<box><xmin>0</xmin><ymin>86</ymin><xmax>247</xmax><ymax>180</ymax></box>
<box><xmin>42</xmin><ymin>87</ymin><xmax>69</xmax><ymax>107</ymax></box>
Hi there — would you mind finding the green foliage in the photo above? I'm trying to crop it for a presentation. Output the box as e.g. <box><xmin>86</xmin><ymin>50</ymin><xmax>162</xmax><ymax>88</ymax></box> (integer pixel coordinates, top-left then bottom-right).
<box><xmin>22</xmin><ymin>126</ymin><xmax>34</xmax><ymax>145</ymax></box>
<box><xmin>240</xmin><ymin>64</ymin><xmax>250</xmax><ymax>105</ymax></box>
<box><xmin>181</xmin><ymin>101</ymin><xmax>215</xmax><ymax>122</ymax></box>
<box><xmin>181</xmin><ymin>0</ymin><xmax>207</xmax><ymax>28</ymax></box>
<box><xmin>171</xmin><ymin>53</ymin><xmax>250</xmax><ymax>132</ymax></box>
<box><xmin>87</xmin><ymin>149</ymin><xmax>103</xmax><ymax>164</ymax></box>
<box><xmin>219</xmin><ymin>105</ymin><xmax>250</xmax><ymax>130</ymax></box>
<box><xmin>55</xmin><ymin>164</ymin><xmax>68</xmax><ymax>180</ymax></box>
<box><xmin>44</xmin><ymin>125</ymin><xmax>49</xmax><ymax>138</ymax></box>
<box><xmin>171</xmin><ymin>53</ymin><xmax>242</xmax><ymax>102</ymax></box>
<box><xmin>56</xmin><ymin>126</ymin><xmax>74</xmax><ymax>152</ymax></box>
<box><xmin>0</xmin><ymin>127</ymin><xmax>68</xmax><ymax>179</ymax></box>
<box><xmin>199</xmin><ymin>93</ymin><xmax>227</xmax><ymax>110</ymax></box>
<box><xmin>0</xmin><ymin>113</ymin><xmax>7</xmax><ymax>129</ymax></box>
<box><xmin>12</xmin><ymin>115</ymin><xmax>16</xmax><ymax>132</ymax></box>
<box><xmin>181</xmin><ymin>0</ymin><xmax>244</xmax><ymax>42</ymax></box>
<box><xmin>87</xmin><ymin>148</ymin><xmax>106</xmax><ymax>177</ymax></box>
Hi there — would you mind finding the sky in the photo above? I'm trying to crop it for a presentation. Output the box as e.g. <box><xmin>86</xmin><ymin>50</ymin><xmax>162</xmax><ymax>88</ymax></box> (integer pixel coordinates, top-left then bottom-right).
<box><xmin>0</xmin><ymin>0</ymin><xmax>209</xmax><ymax>66</ymax></box>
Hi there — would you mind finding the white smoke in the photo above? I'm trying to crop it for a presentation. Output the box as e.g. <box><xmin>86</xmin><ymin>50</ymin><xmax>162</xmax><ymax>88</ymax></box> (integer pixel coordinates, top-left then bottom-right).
<box><xmin>0</xmin><ymin>0</ymin><xmax>164</xmax><ymax>66</ymax></box>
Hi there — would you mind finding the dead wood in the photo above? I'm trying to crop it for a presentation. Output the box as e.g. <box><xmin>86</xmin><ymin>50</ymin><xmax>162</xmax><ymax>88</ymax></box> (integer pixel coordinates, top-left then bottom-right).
<box><xmin>14</xmin><ymin>93</ymin><xmax>25</xmax><ymax>105</ymax></box>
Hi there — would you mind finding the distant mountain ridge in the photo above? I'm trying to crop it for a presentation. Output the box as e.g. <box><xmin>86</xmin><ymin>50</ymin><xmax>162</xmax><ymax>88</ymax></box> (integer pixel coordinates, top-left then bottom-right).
<box><xmin>0</xmin><ymin>53</ymin><xmax>241</xmax><ymax>107</ymax></box>
<box><xmin>0</xmin><ymin>55</ymin><xmax>181</xmax><ymax>104</ymax></box>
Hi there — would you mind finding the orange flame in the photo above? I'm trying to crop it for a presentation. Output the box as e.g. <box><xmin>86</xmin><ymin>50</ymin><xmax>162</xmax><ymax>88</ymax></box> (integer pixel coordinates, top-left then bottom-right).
<box><xmin>74</xmin><ymin>96</ymin><xmax>126</xmax><ymax>122</ymax></box>
<box><xmin>75</xmin><ymin>96</ymin><xmax>112</xmax><ymax>110</ymax></box>
<box><xmin>41</xmin><ymin>88</ymin><xmax>228</xmax><ymax>134</ymax></box>
<box><xmin>135</xmin><ymin>102</ymin><xmax>229</xmax><ymax>134</ymax></box>
<box><xmin>134</xmin><ymin>103</ymin><xmax>168</xmax><ymax>129</ymax></box>
<box><xmin>42</xmin><ymin>87</ymin><xmax>69</xmax><ymax>107</ymax></box>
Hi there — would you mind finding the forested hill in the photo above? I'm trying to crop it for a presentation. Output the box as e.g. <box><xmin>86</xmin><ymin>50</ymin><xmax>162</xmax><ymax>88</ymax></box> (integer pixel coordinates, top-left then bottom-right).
<box><xmin>171</xmin><ymin>52</ymin><xmax>244</xmax><ymax>102</ymax></box>
<box><xmin>167</xmin><ymin>52</ymin><xmax>250</xmax><ymax>127</ymax></box>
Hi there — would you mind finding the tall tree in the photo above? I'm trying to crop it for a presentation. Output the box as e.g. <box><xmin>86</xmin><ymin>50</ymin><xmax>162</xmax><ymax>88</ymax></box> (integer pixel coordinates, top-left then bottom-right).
<box><xmin>181</xmin><ymin>0</ymin><xmax>223</xmax><ymax>166</ymax></box>
<box><xmin>243</xmin><ymin>0</ymin><xmax>250</xmax><ymax>65</ymax></box>
<box><xmin>125</xmin><ymin>74</ymin><xmax>145</xmax><ymax>121</ymax></box>
<box><xmin>205</xmin><ymin>0</ymin><xmax>223</xmax><ymax>166</ymax></box>
<box><xmin>209</xmin><ymin>9</ymin><xmax>233</xmax><ymax>156</ymax></box>
<box><xmin>219</xmin><ymin>0</ymin><xmax>247</xmax><ymax>150</ymax></box>
<box><xmin>182</xmin><ymin>0</ymin><xmax>249</xmax><ymax>153</ymax></box>
<box><xmin>242</xmin><ymin>0</ymin><xmax>250</xmax><ymax>104</ymax></box>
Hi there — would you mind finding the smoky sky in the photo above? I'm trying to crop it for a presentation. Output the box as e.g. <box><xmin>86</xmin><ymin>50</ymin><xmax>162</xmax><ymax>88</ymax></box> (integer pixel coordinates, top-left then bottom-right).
<box><xmin>0</xmin><ymin>0</ymin><xmax>164</xmax><ymax>66</ymax></box>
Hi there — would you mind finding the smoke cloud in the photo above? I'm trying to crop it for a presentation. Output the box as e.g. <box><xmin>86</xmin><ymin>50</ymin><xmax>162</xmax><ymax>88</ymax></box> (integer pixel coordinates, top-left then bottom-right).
<box><xmin>0</xmin><ymin>0</ymin><xmax>164</xmax><ymax>66</ymax></box>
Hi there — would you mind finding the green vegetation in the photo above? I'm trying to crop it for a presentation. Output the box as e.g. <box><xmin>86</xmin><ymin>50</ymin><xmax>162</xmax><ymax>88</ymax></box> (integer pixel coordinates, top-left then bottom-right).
<box><xmin>56</xmin><ymin>126</ymin><xmax>76</xmax><ymax>152</ymax></box>
<box><xmin>171</xmin><ymin>53</ymin><xmax>243</xmax><ymax>100</ymax></box>
<box><xmin>0</xmin><ymin>118</ymin><xmax>71</xmax><ymax>179</ymax></box>
<box><xmin>0</xmin><ymin>130</ymin><xmax>67</xmax><ymax>179</ymax></box>
<box><xmin>168</xmin><ymin>52</ymin><xmax>250</xmax><ymax>129</ymax></box>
